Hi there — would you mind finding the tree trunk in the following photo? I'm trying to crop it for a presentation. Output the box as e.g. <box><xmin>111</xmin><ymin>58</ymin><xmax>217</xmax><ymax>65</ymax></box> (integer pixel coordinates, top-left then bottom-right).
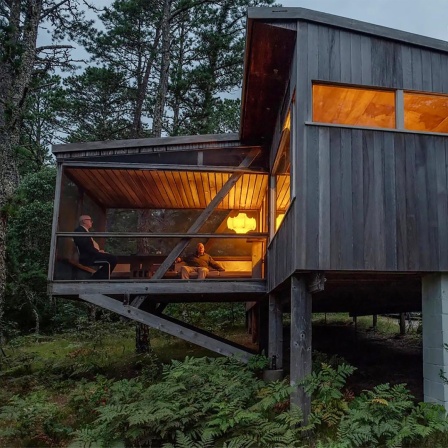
<box><xmin>0</xmin><ymin>0</ymin><xmax>43</xmax><ymax>341</ymax></box>
<box><xmin>171</xmin><ymin>13</ymin><xmax>187</xmax><ymax>135</ymax></box>
<box><xmin>130</xmin><ymin>27</ymin><xmax>162</xmax><ymax>139</ymax></box>
<box><xmin>152</xmin><ymin>0</ymin><xmax>172</xmax><ymax>138</ymax></box>
<box><xmin>198</xmin><ymin>3</ymin><xmax>230</xmax><ymax>134</ymax></box>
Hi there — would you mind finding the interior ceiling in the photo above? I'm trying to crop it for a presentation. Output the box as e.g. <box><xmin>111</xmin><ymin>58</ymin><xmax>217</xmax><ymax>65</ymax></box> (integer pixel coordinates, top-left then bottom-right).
<box><xmin>65</xmin><ymin>167</ymin><xmax>290</xmax><ymax>211</ymax></box>
<box><xmin>240</xmin><ymin>21</ymin><xmax>296</xmax><ymax>144</ymax></box>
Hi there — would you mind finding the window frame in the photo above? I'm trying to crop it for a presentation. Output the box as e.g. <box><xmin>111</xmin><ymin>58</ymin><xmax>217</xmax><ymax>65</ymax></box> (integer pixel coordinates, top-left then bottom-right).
<box><xmin>311</xmin><ymin>82</ymin><xmax>448</xmax><ymax>136</ymax></box>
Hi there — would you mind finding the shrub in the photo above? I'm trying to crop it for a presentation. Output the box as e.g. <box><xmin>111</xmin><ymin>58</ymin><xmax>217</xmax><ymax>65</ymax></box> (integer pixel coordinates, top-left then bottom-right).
<box><xmin>336</xmin><ymin>383</ymin><xmax>448</xmax><ymax>448</ymax></box>
<box><xmin>0</xmin><ymin>391</ymin><xmax>71</xmax><ymax>446</ymax></box>
<box><xmin>71</xmin><ymin>356</ymin><xmax>305</xmax><ymax>447</ymax></box>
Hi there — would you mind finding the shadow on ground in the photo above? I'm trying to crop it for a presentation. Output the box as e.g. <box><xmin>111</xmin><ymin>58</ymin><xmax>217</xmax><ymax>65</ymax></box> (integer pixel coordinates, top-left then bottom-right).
<box><xmin>283</xmin><ymin>322</ymin><xmax>423</xmax><ymax>402</ymax></box>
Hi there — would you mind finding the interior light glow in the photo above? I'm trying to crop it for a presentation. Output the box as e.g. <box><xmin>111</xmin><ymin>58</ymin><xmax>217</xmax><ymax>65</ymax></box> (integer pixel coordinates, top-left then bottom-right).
<box><xmin>227</xmin><ymin>213</ymin><xmax>257</xmax><ymax>234</ymax></box>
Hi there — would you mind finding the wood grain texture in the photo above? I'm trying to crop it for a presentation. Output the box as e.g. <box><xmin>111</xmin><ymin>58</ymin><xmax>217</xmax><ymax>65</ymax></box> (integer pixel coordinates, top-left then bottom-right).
<box><xmin>290</xmin><ymin>275</ymin><xmax>311</xmax><ymax>421</ymax></box>
<box><xmin>274</xmin><ymin>126</ymin><xmax>448</xmax><ymax>281</ymax></box>
<box><xmin>64</xmin><ymin>168</ymin><xmax>271</xmax><ymax>211</ymax></box>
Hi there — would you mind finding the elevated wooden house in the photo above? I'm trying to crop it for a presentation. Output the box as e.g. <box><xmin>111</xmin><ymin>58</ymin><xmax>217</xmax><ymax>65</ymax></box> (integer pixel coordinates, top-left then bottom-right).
<box><xmin>49</xmin><ymin>7</ymin><xmax>448</xmax><ymax>411</ymax></box>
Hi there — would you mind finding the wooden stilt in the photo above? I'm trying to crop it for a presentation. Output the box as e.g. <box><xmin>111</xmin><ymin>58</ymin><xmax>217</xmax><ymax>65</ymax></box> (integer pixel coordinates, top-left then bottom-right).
<box><xmin>290</xmin><ymin>275</ymin><xmax>312</xmax><ymax>421</ymax></box>
<box><xmin>268</xmin><ymin>293</ymin><xmax>283</xmax><ymax>369</ymax></box>
<box><xmin>400</xmin><ymin>313</ymin><xmax>406</xmax><ymax>335</ymax></box>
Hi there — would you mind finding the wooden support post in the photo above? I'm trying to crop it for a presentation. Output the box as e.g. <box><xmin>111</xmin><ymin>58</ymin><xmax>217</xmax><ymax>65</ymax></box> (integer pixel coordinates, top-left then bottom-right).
<box><xmin>290</xmin><ymin>275</ymin><xmax>312</xmax><ymax>421</ymax></box>
<box><xmin>268</xmin><ymin>293</ymin><xmax>283</xmax><ymax>369</ymax></box>
<box><xmin>251</xmin><ymin>307</ymin><xmax>259</xmax><ymax>343</ymax></box>
<box><xmin>268</xmin><ymin>174</ymin><xmax>276</xmax><ymax>241</ymax></box>
<box><xmin>373</xmin><ymin>314</ymin><xmax>378</xmax><ymax>329</ymax></box>
<box><xmin>258</xmin><ymin>299</ymin><xmax>269</xmax><ymax>355</ymax></box>
<box><xmin>249</xmin><ymin>239</ymin><xmax>264</xmax><ymax>278</ymax></box>
<box><xmin>47</xmin><ymin>164</ymin><xmax>63</xmax><ymax>281</ymax></box>
<box><xmin>399</xmin><ymin>313</ymin><xmax>406</xmax><ymax>335</ymax></box>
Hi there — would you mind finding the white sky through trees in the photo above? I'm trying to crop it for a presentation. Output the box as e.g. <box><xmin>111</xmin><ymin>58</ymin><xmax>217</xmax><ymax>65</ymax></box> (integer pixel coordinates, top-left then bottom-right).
<box><xmin>280</xmin><ymin>0</ymin><xmax>448</xmax><ymax>41</ymax></box>
<box><xmin>39</xmin><ymin>0</ymin><xmax>448</xmax><ymax>68</ymax></box>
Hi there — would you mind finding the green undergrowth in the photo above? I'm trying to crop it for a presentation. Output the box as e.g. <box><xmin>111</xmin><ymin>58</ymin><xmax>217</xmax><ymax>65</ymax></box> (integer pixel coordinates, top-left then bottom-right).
<box><xmin>312</xmin><ymin>313</ymin><xmax>421</xmax><ymax>337</ymax></box>
<box><xmin>1</xmin><ymin>318</ymin><xmax>447</xmax><ymax>448</ymax></box>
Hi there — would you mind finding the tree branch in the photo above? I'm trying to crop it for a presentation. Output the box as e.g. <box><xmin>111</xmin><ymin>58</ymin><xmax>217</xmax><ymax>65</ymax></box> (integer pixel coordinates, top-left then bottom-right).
<box><xmin>40</xmin><ymin>0</ymin><xmax>70</xmax><ymax>20</ymax></box>
<box><xmin>36</xmin><ymin>44</ymin><xmax>75</xmax><ymax>52</ymax></box>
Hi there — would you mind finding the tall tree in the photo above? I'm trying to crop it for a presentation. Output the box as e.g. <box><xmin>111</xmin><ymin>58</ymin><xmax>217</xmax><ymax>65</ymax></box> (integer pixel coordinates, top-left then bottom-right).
<box><xmin>0</xmin><ymin>0</ymin><xmax>91</xmax><ymax>339</ymax></box>
<box><xmin>6</xmin><ymin>167</ymin><xmax>56</xmax><ymax>334</ymax></box>
<box><xmin>18</xmin><ymin>73</ymin><xmax>60</xmax><ymax>174</ymax></box>
<box><xmin>59</xmin><ymin>66</ymin><xmax>133</xmax><ymax>142</ymax></box>
<box><xmin>82</xmin><ymin>0</ymin><xmax>163</xmax><ymax>138</ymax></box>
<box><xmin>166</xmin><ymin>0</ymin><xmax>276</xmax><ymax>135</ymax></box>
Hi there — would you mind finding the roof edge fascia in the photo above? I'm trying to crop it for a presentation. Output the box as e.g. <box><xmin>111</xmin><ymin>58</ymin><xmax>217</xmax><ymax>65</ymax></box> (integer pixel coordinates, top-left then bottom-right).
<box><xmin>247</xmin><ymin>7</ymin><xmax>448</xmax><ymax>53</ymax></box>
<box><xmin>52</xmin><ymin>132</ymin><xmax>241</xmax><ymax>154</ymax></box>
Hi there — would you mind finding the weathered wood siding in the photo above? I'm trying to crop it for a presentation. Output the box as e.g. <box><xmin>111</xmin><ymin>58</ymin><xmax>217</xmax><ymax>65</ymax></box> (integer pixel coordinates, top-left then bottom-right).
<box><xmin>298</xmin><ymin>127</ymin><xmax>448</xmax><ymax>271</ymax></box>
<box><xmin>268</xmin><ymin>21</ymin><xmax>448</xmax><ymax>289</ymax></box>
<box><xmin>300</xmin><ymin>22</ymin><xmax>448</xmax><ymax>93</ymax></box>
<box><xmin>267</xmin><ymin>200</ymin><xmax>297</xmax><ymax>290</ymax></box>
<box><xmin>295</xmin><ymin>21</ymin><xmax>448</xmax><ymax>274</ymax></box>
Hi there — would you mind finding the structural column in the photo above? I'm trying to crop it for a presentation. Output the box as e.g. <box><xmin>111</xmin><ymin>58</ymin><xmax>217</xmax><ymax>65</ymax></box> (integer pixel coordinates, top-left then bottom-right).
<box><xmin>290</xmin><ymin>275</ymin><xmax>312</xmax><ymax>420</ymax></box>
<box><xmin>422</xmin><ymin>274</ymin><xmax>448</xmax><ymax>409</ymax></box>
<box><xmin>268</xmin><ymin>293</ymin><xmax>283</xmax><ymax>369</ymax></box>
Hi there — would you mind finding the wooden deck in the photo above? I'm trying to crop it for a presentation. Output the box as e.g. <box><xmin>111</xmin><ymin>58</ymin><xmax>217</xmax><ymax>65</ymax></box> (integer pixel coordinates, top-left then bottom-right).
<box><xmin>49</xmin><ymin>278</ymin><xmax>267</xmax><ymax>302</ymax></box>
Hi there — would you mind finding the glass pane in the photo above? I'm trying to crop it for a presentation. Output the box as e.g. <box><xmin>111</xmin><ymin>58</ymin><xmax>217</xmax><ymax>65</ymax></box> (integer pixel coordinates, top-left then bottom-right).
<box><xmin>275</xmin><ymin>112</ymin><xmax>291</xmax><ymax>231</ymax></box>
<box><xmin>404</xmin><ymin>92</ymin><xmax>448</xmax><ymax>133</ymax></box>
<box><xmin>313</xmin><ymin>84</ymin><xmax>396</xmax><ymax>129</ymax></box>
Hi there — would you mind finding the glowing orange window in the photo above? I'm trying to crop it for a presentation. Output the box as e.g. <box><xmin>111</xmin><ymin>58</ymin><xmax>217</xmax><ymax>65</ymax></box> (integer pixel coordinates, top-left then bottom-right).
<box><xmin>313</xmin><ymin>84</ymin><xmax>396</xmax><ymax>129</ymax></box>
<box><xmin>404</xmin><ymin>92</ymin><xmax>448</xmax><ymax>133</ymax></box>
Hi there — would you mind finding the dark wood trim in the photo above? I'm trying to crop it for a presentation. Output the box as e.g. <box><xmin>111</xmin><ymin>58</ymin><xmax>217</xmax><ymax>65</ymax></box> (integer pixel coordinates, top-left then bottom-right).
<box><xmin>47</xmin><ymin>164</ymin><xmax>63</xmax><ymax>281</ymax></box>
<box><xmin>305</xmin><ymin>121</ymin><xmax>448</xmax><ymax>138</ymax></box>
<box><xmin>247</xmin><ymin>8</ymin><xmax>448</xmax><ymax>53</ymax></box>
<box><xmin>61</xmin><ymin>161</ymin><xmax>268</xmax><ymax>174</ymax></box>
<box><xmin>53</xmin><ymin>133</ymin><xmax>241</xmax><ymax>153</ymax></box>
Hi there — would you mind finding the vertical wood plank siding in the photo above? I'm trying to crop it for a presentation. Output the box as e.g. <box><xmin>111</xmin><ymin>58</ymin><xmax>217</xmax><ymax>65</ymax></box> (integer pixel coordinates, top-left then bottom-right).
<box><xmin>268</xmin><ymin>21</ymin><xmax>448</xmax><ymax>290</ymax></box>
<box><xmin>267</xmin><ymin>201</ymin><xmax>297</xmax><ymax>289</ymax></box>
<box><xmin>307</xmin><ymin>23</ymin><xmax>448</xmax><ymax>93</ymax></box>
<box><xmin>300</xmin><ymin>128</ymin><xmax>448</xmax><ymax>271</ymax></box>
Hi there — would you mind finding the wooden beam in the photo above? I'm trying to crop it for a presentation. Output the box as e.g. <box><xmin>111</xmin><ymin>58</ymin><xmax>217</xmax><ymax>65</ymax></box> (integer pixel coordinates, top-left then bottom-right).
<box><xmin>53</xmin><ymin>133</ymin><xmax>241</xmax><ymax>153</ymax></box>
<box><xmin>79</xmin><ymin>293</ymin><xmax>254</xmax><ymax>362</ymax></box>
<box><xmin>152</xmin><ymin>149</ymin><xmax>261</xmax><ymax>279</ymax></box>
<box><xmin>61</xmin><ymin>161</ymin><xmax>267</xmax><ymax>174</ymax></box>
<box><xmin>269</xmin><ymin>174</ymin><xmax>276</xmax><ymax>241</ymax></box>
<box><xmin>50</xmin><ymin>280</ymin><xmax>267</xmax><ymax>296</ymax></box>
<box><xmin>396</xmin><ymin>89</ymin><xmax>404</xmax><ymax>129</ymax></box>
<box><xmin>290</xmin><ymin>275</ymin><xmax>312</xmax><ymax>422</ymax></box>
<box><xmin>307</xmin><ymin>272</ymin><xmax>326</xmax><ymax>293</ymax></box>
<box><xmin>47</xmin><ymin>164</ymin><xmax>63</xmax><ymax>281</ymax></box>
<box><xmin>56</xmin><ymin>232</ymin><xmax>268</xmax><ymax>239</ymax></box>
<box><xmin>268</xmin><ymin>293</ymin><xmax>283</xmax><ymax>369</ymax></box>
<box><xmin>130</xmin><ymin>295</ymin><xmax>148</xmax><ymax>308</ymax></box>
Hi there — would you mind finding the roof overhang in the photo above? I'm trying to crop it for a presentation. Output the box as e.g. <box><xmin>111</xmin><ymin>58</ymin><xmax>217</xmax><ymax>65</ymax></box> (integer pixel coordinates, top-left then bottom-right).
<box><xmin>240</xmin><ymin>7</ymin><xmax>448</xmax><ymax>146</ymax></box>
<box><xmin>240</xmin><ymin>19</ymin><xmax>296</xmax><ymax>145</ymax></box>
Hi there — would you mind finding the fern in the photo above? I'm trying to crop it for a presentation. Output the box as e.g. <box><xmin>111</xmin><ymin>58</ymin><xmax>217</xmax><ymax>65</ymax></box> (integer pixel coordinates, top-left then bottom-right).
<box><xmin>70</xmin><ymin>356</ymin><xmax>307</xmax><ymax>447</ymax></box>
<box><xmin>336</xmin><ymin>383</ymin><xmax>448</xmax><ymax>447</ymax></box>
<box><xmin>304</xmin><ymin>362</ymin><xmax>355</xmax><ymax>430</ymax></box>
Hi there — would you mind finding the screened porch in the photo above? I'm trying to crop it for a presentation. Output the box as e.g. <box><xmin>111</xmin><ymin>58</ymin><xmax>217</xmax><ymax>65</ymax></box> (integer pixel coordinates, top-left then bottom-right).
<box><xmin>47</xmin><ymin>137</ymin><xmax>290</xmax><ymax>300</ymax></box>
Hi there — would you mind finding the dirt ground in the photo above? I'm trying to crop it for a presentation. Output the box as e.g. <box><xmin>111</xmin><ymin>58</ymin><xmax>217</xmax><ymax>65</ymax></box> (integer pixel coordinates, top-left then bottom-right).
<box><xmin>285</xmin><ymin>321</ymin><xmax>423</xmax><ymax>402</ymax></box>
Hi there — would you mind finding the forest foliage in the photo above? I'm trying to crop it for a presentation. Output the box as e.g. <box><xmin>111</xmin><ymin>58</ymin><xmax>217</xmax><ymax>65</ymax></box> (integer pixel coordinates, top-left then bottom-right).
<box><xmin>1</xmin><ymin>2</ymin><xmax>448</xmax><ymax>447</ymax></box>
<box><xmin>1</xmin><ymin>0</ymin><xmax>275</xmax><ymax>337</ymax></box>
<box><xmin>1</xmin><ymin>320</ymin><xmax>448</xmax><ymax>447</ymax></box>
